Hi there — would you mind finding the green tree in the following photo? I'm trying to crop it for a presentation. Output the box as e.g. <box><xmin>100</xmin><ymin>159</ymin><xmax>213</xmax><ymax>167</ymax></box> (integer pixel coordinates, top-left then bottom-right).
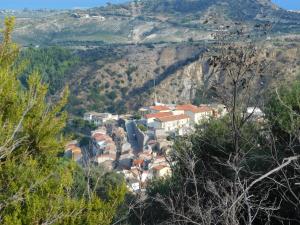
<box><xmin>19</xmin><ymin>46</ymin><xmax>80</xmax><ymax>95</ymax></box>
<box><xmin>265</xmin><ymin>81</ymin><xmax>300</xmax><ymax>134</ymax></box>
<box><xmin>0</xmin><ymin>18</ymin><xmax>126</xmax><ymax>225</ymax></box>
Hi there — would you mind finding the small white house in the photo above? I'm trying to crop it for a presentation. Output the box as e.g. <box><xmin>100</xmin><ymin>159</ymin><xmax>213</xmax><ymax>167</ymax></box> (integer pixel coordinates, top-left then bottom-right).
<box><xmin>176</xmin><ymin>104</ymin><xmax>213</xmax><ymax>124</ymax></box>
<box><xmin>144</xmin><ymin>112</ymin><xmax>173</xmax><ymax>128</ymax></box>
<box><xmin>153</xmin><ymin>114</ymin><xmax>190</xmax><ymax>132</ymax></box>
<box><xmin>84</xmin><ymin>112</ymin><xmax>119</xmax><ymax>126</ymax></box>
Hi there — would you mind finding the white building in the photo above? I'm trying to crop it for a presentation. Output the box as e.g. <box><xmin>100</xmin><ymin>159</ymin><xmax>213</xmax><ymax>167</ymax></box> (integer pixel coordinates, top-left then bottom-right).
<box><xmin>91</xmin><ymin>132</ymin><xmax>116</xmax><ymax>155</ymax></box>
<box><xmin>84</xmin><ymin>112</ymin><xmax>119</xmax><ymax>126</ymax></box>
<box><xmin>176</xmin><ymin>104</ymin><xmax>213</xmax><ymax>124</ymax></box>
<box><xmin>153</xmin><ymin>114</ymin><xmax>191</xmax><ymax>132</ymax></box>
<box><xmin>144</xmin><ymin>112</ymin><xmax>173</xmax><ymax>128</ymax></box>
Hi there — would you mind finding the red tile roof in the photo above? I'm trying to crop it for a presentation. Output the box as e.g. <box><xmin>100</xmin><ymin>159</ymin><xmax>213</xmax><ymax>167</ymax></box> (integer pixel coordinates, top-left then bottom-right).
<box><xmin>175</xmin><ymin>104</ymin><xmax>198</xmax><ymax>111</ymax></box>
<box><xmin>150</xmin><ymin>105</ymin><xmax>171</xmax><ymax>111</ymax></box>
<box><xmin>157</xmin><ymin>114</ymin><xmax>190</xmax><ymax>122</ymax></box>
<box><xmin>133</xmin><ymin>159</ymin><xmax>144</xmax><ymax>166</ymax></box>
<box><xmin>189</xmin><ymin>106</ymin><xmax>212</xmax><ymax>113</ymax></box>
<box><xmin>145</xmin><ymin>112</ymin><xmax>173</xmax><ymax>119</ymax></box>
<box><xmin>176</xmin><ymin>104</ymin><xmax>212</xmax><ymax>114</ymax></box>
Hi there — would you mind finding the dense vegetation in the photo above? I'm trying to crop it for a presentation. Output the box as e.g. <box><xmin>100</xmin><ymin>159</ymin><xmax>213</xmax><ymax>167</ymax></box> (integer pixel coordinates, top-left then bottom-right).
<box><xmin>19</xmin><ymin>46</ymin><xmax>80</xmax><ymax>95</ymax></box>
<box><xmin>0</xmin><ymin>18</ymin><xmax>127</xmax><ymax>225</ymax></box>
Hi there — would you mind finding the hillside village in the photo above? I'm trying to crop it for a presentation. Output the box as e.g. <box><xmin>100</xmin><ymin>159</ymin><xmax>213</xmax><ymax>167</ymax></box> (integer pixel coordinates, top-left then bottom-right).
<box><xmin>65</xmin><ymin>102</ymin><xmax>249</xmax><ymax>192</ymax></box>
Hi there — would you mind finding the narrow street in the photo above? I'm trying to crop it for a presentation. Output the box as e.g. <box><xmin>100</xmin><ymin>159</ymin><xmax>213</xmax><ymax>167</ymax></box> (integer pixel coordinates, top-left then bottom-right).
<box><xmin>125</xmin><ymin>120</ymin><xmax>140</xmax><ymax>154</ymax></box>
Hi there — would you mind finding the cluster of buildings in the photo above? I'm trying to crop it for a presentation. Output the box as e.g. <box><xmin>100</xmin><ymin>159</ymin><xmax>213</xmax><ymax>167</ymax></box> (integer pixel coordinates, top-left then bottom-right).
<box><xmin>140</xmin><ymin>104</ymin><xmax>227</xmax><ymax>136</ymax></box>
<box><xmin>64</xmin><ymin>102</ymin><xmax>267</xmax><ymax>193</ymax></box>
<box><xmin>91</xmin><ymin>127</ymin><xmax>117</xmax><ymax>170</ymax></box>
<box><xmin>65</xmin><ymin>103</ymin><xmax>229</xmax><ymax>192</ymax></box>
<box><xmin>121</xmin><ymin>149</ymin><xmax>172</xmax><ymax>192</ymax></box>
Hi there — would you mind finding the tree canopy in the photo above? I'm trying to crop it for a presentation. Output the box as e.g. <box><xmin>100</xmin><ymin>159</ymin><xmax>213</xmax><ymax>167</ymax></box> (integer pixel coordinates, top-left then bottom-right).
<box><xmin>0</xmin><ymin>17</ymin><xmax>126</xmax><ymax>225</ymax></box>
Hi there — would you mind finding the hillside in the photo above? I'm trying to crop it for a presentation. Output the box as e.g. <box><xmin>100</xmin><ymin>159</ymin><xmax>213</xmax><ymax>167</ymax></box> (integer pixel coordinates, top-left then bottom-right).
<box><xmin>3</xmin><ymin>0</ymin><xmax>300</xmax><ymax>46</ymax></box>
<box><xmin>6</xmin><ymin>0</ymin><xmax>300</xmax><ymax>115</ymax></box>
<box><xmin>20</xmin><ymin>39</ymin><xmax>296</xmax><ymax>116</ymax></box>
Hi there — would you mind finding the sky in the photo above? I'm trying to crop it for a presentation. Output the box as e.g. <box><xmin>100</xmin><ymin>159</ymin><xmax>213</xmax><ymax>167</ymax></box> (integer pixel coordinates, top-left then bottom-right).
<box><xmin>0</xmin><ymin>0</ymin><xmax>299</xmax><ymax>10</ymax></box>
<box><xmin>0</xmin><ymin>0</ymin><xmax>128</xmax><ymax>9</ymax></box>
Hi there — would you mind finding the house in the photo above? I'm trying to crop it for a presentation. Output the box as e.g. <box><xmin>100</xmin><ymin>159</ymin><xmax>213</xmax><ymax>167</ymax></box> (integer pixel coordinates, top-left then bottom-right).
<box><xmin>91</xmin><ymin>132</ymin><xmax>116</xmax><ymax>155</ymax></box>
<box><xmin>149</xmin><ymin>105</ymin><xmax>171</xmax><ymax>113</ymax></box>
<box><xmin>133</xmin><ymin>159</ymin><xmax>144</xmax><ymax>168</ymax></box>
<box><xmin>144</xmin><ymin>112</ymin><xmax>173</xmax><ymax>128</ymax></box>
<box><xmin>176</xmin><ymin>104</ymin><xmax>213</xmax><ymax>124</ymax></box>
<box><xmin>64</xmin><ymin>141</ymin><xmax>82</xmax><ymax>162</ymax></box>
<box><xmin>84</xmin><ymin>112</ymin><xmax>119</xmax><ymax>126</ymax></box>
<box><xmin>84</xmin><ymin>111</ymin><xmax>100</xmax><ymax>122</ymax></box>
<box><xmin>152</xmin><ymin>165</ymin><xmax>171</xmax><ymax>178</ymax></box>
<box><xmin>153</xmin><ymin>114</ymin><xmax>190</xmax><ymax>132</ymax></box>
<box><xmin>94</xmin><ymin>154</ymin><xmax>116</xmax><ymax>170</ymax></box>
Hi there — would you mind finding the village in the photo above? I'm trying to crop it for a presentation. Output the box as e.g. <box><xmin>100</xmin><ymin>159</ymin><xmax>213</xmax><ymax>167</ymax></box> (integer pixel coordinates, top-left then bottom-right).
<box><xmin>65</xmin><ymin>103</ymin><xmax>264</xmax><ymax>192</ymax></box>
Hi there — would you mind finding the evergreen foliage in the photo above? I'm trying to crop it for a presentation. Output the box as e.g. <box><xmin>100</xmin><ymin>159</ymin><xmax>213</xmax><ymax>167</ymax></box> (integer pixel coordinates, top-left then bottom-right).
<box><xmin>0</xmin><ymin>18</ymin><xmax>126</xmax><ymax>225</ymax></box>
<box><xmin>19</xmin><ymin>46</ymin><xmax>80</xmax><ymax>95</ymax></box>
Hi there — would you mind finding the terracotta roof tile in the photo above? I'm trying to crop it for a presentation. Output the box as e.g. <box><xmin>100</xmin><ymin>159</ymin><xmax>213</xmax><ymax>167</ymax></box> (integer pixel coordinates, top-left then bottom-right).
<box><xmin>175</xmin><ymin>104</ymin><xmax>198</xmax><ymax>111</ymax></box>
<box><xmin>150</xmin><ymin>105</ymin><xmax>171</xmax><ymax>111</ymax></box>
<box><xmin>145</xmin><ymin>112</ymin><xmax>173</xmax><ymax>119</ymax></box>
<box><xmin>133</xmin><ymin>159</ymin><xmax>144</xmax><ymax>166</ymax></box>
<box><xmin>189</xmin><ymin>106</ymin><xmax>212</xmax><ymax>113</ymax></box>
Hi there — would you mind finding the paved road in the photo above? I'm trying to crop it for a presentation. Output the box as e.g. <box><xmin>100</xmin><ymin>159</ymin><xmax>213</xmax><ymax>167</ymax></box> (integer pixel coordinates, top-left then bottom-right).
<box><xmin>125</xmin><ymin>120</ymin><xmax>139</xmax><ymax>154</ymax></box>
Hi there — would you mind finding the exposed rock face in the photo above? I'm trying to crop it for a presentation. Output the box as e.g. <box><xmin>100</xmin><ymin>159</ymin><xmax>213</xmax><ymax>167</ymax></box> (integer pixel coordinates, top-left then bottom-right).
<box><xmin>6</xmin><ymin>0</ymin><xmax>299</xmax><ymax>113</ymax></box>
<box><xmin>66</xmin><ymin>39</ymin><xmax>300</xmax><ymax>113</ymax></box>
<box><xmin>154</xmin><ymin>59</ymin><xmax>205</xmax><ymax>104</ymax></box>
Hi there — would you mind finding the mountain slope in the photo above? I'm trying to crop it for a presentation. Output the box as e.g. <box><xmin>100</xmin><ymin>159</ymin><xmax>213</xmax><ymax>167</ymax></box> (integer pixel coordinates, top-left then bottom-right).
<box><xmin>4</xmin><ymin>0</ymin><xmax>300</xmax><ymax>46</ymax></box>
<box><xmin>4</xmin><ymin>0</ymin><xmax>300</xmax><ymax>114</ymax></box>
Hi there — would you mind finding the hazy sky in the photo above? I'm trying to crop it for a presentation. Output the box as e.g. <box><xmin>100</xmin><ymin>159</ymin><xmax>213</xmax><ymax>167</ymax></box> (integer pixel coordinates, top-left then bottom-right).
<box><xmin>0</xmin><ymin>0</ymin><xmax>299</xmax><ymax>10</ymax></box>
<box><xmin>0</xmin><ymin>0</ymin><xmax>128</xmax><ymax>9</ymax></box>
